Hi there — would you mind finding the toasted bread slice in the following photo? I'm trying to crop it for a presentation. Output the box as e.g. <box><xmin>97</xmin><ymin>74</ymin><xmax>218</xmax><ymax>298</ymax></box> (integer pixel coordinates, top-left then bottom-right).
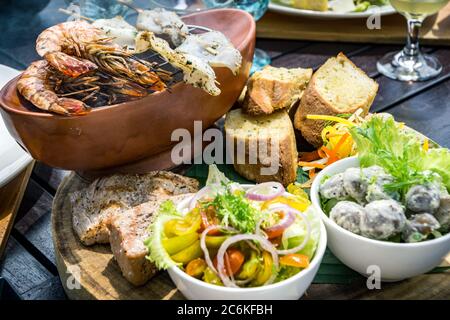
<box><xmin>225</xmin><ymin>109</ymin><xmax>298</xmax><ymax>186</ymax></box>
<box><xmin>294</xmin><ymin>53</ymin><xmax>378</xmax><ymax>147</ymax></box>
<box><xmin>242</xmin><ymin>66</ymin><xmax>312</xmax><ymax>116</ymax></box>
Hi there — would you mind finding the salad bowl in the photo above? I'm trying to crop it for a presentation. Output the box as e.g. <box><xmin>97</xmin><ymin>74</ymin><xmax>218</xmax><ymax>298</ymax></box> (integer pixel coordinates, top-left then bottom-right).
<box><xmin>311</xmin><ymin>157</ymin><xmax>450</xmax><ymax>282</ymax></box>
<box><xmin>0</xmin><ymin>9</ymin><xmax>255</xmax><ymax>174</ymax></box>
<box><xmin>166</xmin><ymin>195</ymin><xmax>327</xmax><ymax>300</ymax></box>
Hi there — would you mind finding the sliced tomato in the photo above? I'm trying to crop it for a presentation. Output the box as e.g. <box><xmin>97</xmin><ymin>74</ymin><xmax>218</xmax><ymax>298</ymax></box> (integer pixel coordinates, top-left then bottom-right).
<box><xmin>279</xmin><ymin>254</ymin><xmax>310</xmax><ymax>268</ymax></box>
<box><xmin>213</xmin><ymin>248</ymin><xmax>245</xmax><ymax>276</ymax></box>
<box><xmin>270</xmin><ymin>235</ymin><xmax>282</xmax><ymax>248</ymax></box>
<box><xmin>186</xmin><ymin>258</ymin><xmax>207</xmax><ymax>279</ymax></box>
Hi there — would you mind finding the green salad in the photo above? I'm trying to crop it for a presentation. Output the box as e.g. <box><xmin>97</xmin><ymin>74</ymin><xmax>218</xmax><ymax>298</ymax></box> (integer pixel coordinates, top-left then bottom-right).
<box><xmin>145</xmin><ymin>165</ymin><xmax>322</xmax><ymax>288</ymax></box>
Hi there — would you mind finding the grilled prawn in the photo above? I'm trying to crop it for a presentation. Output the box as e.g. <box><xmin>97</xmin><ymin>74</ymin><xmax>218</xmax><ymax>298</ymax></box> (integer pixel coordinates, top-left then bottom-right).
<box><xmin>36</xmin><ymin>21</ymin><xmax>166</xmax><ymax>90</ymax></box>
<box><xmin>17</xmin><ymin>60</ymin><xmax>90</xmax><ymax>115</ymax></box>
<box><xmin>36</xmin><ymin>20</ymin><xmax>101</xmax><ymax>77</ymax></box>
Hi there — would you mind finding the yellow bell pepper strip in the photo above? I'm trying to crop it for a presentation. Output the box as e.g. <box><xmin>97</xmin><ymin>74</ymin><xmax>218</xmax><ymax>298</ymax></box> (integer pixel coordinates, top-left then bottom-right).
<box><xmin>170</xmin><ymin>240</ymin><xmax>203</xmax><ymax>265</ymax></box>
<box><xmin>423</xmin><ymin>138</ymin><xmax>429</xmax><ymax>152</ymax></box>
<box><xmin>205</xmin><ymin>235</ymin><xmax>229</xmax><ymax>249</ymax></box>
<box><xmin>262</xmin><ymin>186</ymin><xmax>310</xmax><ymax>212</ymax></box>
<box><xmin>163</xmin><ymin>211</ymin><xmax>202</xmax><ymax>237</ymax></box>
<box><xmin>306</xmin><ymin>114</ymin><xmax>355</xmax><ymax>127</ymax></box>
<box><xmin>251</xmin><ymin>251</ymin><xmax>274</xmax><ymax>286</ymax></box>
<box><xmin>279</xmin><ymin>254</ymin><xmax>310</xmax><ymax>269</ymax></box>
<box><xmin>186</xmin><ymin>258</ymin><xmax>207</xmax><ymax>279</ymax></box>
<box><xmin>203</xmin><ymin>267</ymin><xmax>223</xmax><ymax>286</ymax></box>
<box><xmin>236</xmin><ymin>251</ymin><xmax>260</xmax><ymax>280</ymax></box>
<box><xmin>162</xmin><ymin>232</ymin><xmax>199</xmax><ymax>255</ymax></box>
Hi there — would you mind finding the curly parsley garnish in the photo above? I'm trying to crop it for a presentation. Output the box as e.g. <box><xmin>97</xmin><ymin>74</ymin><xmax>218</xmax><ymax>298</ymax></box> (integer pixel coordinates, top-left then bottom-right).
<box><xmin>202</xmin><ymin>188</ymin><xmax>259</xmax><ymax>234</ymax></box>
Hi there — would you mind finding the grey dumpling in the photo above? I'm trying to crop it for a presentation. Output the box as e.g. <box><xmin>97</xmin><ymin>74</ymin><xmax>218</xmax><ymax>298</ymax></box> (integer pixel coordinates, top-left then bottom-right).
<box><xmin>405</xmin><ymin>184</ymin><xmax>441</xmax><ymax>213</ymax></box>
<box><xmin>330</xmin><ymin>201</ymin><xmax>365</xmax><ymax>234</ymax></box>
<box><xmin>343</xmin><ymin>168</ymin><xmax>367</xmax><ymax>204</ymax></box>
<box><xmin>360</xmin><ymin>199</ymin><xmax>406</xmax><ymax>240</ymax></box>
<box><xmin>320</xmin><ymin>173</ymin><xmax>349</xmax><ymax>200</ymax></box>
<box><xmin>402</xmin><ymin>213</ymin><xmax>441</xmax><ymax>243</ymax></box>
<box><xmin>363</xmin><ymin>167</ymin><xmax>397</xmax><ymax>203</ymax></box>
<box><xmin>435</xmin><ymin>194</ymin><xmax>450</xmax><ymax>229</ymax></box>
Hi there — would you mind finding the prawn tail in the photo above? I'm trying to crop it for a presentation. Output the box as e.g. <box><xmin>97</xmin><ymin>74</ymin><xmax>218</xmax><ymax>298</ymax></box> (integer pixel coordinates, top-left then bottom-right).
<box><xmin>54</xmin><ymin>98</ymin><xmax>91</xmax><ymax>116</ymax></box>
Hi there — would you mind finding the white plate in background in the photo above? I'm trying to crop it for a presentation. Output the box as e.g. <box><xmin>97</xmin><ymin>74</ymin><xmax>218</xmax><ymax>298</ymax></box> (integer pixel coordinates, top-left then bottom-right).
<box><xmin>0</xmin><ymin>65</ymin><xmax>33</xmax><ymax>187</ymax></box>
<box><xmin>269</xmin><ymin>1</ymin><xmax>395</xmax><ymax>19</ymax></box>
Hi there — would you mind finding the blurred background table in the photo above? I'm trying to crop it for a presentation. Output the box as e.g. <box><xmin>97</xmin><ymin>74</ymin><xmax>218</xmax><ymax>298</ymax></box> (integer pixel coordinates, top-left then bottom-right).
<box><xmin>0</xmin><ymin>0</ymin><xmax>449</xmax><ymax>300</ymax></box>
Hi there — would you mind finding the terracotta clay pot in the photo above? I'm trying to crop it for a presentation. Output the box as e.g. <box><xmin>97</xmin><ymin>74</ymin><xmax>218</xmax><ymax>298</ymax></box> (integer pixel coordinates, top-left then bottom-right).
<box><xmin>0</xmin><ymin>9</ymin><xmax>255</xmax><ymax>173</ymax></box>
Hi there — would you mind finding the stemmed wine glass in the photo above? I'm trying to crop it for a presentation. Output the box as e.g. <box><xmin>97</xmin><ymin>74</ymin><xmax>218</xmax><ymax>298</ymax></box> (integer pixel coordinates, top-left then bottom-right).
<box><xmin>377</xmin><ymin>0</ymin><xmax>450</xmax><ymax>82</ymax></box>
<box><xmin>149</xmin><ymin>0</ymin><xmax>271</xmax><ymax>73</ymax></box>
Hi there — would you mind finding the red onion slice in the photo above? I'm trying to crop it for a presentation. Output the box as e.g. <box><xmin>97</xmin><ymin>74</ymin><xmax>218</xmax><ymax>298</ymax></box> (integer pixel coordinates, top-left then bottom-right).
<box><xmin>276</xmin><ymin>211</ymin><xmax>311</xmax><ymax>256</ymax></box>
<box><xmin>262</xmin><ymin>206</ymin><xmax>296</xmax><ymax>238</ymax></box>
<box><xmin>257</xmin><ymin>204</ymin><xmax>312</xmax><ymax>255</ymax></box>
<box><xmin>245</xmin><ymin>182</ymin><xmax>285</xmax><ymax>201</ymax></box>
<box><xmin>216</xmin><ymin>234</ymin><xmax>279</xmax><ymax>288</ymax></box>
<box><xmin>200</xmin><ymin>225</ymin><xmax>237</xmax><ymax>275</ymax></box>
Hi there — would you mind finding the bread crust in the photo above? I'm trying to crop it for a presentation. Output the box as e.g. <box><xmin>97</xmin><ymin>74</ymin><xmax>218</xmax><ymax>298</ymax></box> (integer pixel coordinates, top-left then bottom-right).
<box><xmin>294</xmin><ymin>53</ymin><xmax>378</xmax><ymax>147</ymax></box>
<box><xmin>243</xmin><ymin>66</ymin><xmax>312</xmax><ymax>116</ymax></box>
<box><xmin>225</xmin><ymin>110</ymin><xmax>298</xmax><ymax>186</ymax></box>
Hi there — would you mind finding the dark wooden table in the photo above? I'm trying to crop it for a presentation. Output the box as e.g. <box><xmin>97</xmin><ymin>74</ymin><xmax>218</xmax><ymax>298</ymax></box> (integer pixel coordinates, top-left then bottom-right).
<box><xmin>0</xmin><ymin>0</ymin><xmax>449</xmax><ymax>300</ymax></box>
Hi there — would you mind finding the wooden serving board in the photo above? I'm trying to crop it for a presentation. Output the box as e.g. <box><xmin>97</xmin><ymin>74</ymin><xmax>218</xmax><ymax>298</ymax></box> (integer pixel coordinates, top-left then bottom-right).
<box><xmin>257</xmin><ymin>3</ymin><xmax>450</xmax><ymax>45</ymax></box>
<box><xmin>52</xmin><ymin>172</ymin><xmax>183</xmax><ymax>300</ymax></box>
<box><xmin>0</xmin><ymin>162</ymin><xmax>34</xmax><ymax>259</ymax></box>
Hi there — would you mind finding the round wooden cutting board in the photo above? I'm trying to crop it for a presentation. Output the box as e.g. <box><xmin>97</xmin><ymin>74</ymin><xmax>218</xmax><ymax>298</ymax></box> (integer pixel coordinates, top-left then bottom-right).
<box><xmin>52</xmin><ymin>173</ymin><xmax>183</xmax><ymax>300</ymax></box>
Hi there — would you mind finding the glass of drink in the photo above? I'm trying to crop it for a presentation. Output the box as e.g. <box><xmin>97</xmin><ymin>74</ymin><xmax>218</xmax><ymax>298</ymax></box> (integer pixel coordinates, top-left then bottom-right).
<box><xmin>64</xmin><ymin>0</ymin><xmax>132</xmax><ymax>19</ymax></box>
<box><xmin>149</xmin><ymin>0</ymin><xmax>234</xmax><ymax>13</ymax></box>
<box><xmin>233</xmin><ymin>0</ymin><xmax>271</xmax><ymax>73</ymax></box>
<box><xmin>377</xmin><ymin>0</ymin><xmax>450</xmax><ymax>81</ymax></box>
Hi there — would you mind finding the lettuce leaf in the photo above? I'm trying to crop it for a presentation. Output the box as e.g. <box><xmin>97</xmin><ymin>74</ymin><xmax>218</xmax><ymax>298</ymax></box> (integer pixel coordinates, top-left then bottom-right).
<box><xmin>419</xmin><ymin>148</ymin><xmax>450</xmax><ymax>190</ymax></box>
<box><xmin>281</xmin><ymin>206</ymin><xmax>321</xmax><ymax>260</ymax></box>
<box><xmin>206</xmin><ymin>164</ymin><xmax>231</xmax><ymax>186</ymax></box>
<box><xmin>144</xmin><ymin>200</ymin><xmax>183</xmax><ymax>270</ymax></box>
<box><xmin>350</xmin><ymin>116</ymin><xmax>440</xmax><ymax>197</ymax></box>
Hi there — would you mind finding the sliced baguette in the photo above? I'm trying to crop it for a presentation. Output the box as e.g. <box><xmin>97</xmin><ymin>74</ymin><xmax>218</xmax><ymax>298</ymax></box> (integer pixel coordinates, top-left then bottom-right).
<box><xmin>242</xmin><ymin>66</ymin><xmax>312</xmax><ymax>116</ymax></box>
<box><xmin>294</xmin><ymin>52</ymin><xmax>378</xmax><ymax>147</ymax></box>
<box><xmin>225</xmin><ymin>109</ymin><xmax>297</xmax><ymax>186</ymax></box>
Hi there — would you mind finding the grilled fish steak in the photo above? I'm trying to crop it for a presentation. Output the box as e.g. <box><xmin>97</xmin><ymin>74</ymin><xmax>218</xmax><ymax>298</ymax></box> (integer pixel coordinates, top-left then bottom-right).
<box><xmin>108</xmin><ymin>193</ymin><xmax>193</xmax><ymax>286</ymax></box>
<box><xmin>70</xmin><ymin>171</ymin><xmax>198</xmax><ymax>246</ymax></box>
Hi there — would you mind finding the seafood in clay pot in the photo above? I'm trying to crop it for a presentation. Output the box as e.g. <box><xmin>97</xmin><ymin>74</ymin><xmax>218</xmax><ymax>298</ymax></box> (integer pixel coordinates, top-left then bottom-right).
<box><xmin>0</xmin><ymin>8</ymin><xmax>255</xmax><ymax>172</ymax></box>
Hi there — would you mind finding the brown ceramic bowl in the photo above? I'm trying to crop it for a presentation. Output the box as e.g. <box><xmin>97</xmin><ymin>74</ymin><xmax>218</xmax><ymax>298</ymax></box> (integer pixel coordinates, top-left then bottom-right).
<box><xmin>0</xmin><ymin>9</ymin><xmax>255</xmax><ymax>174</ymax></box>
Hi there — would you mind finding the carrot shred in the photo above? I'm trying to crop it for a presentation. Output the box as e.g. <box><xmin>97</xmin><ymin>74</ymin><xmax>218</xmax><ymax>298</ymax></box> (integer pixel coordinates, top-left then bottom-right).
<box><xmin>324</xmin><ymin>133</ymin><xmax>350</xmax><ymax>165</ymax></box>
<box><xmin>309</xmin><ymin>169</ymin><xmax>316</xmax><ymax>179</ymax></box>
<box><xmin>298</xmin><ymin>161</ymin><xmax>326</xmax><ymax>169</ymax></box>
<box><xmin>317</xmin><ymin>148</ymin><xmax>327</xmax><ymax>159</ymax></box>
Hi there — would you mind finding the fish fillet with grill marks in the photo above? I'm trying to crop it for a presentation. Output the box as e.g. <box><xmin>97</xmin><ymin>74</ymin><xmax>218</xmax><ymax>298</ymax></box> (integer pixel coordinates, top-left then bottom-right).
<box><xmin>108</xmin><ymin>193</ymin><xmax>193</xmax><ymax>286</ymax></box>
<box><xmin>70</xmin><ymin>171</ymin><xmax>199</xmax><ymax>246</ymax></box>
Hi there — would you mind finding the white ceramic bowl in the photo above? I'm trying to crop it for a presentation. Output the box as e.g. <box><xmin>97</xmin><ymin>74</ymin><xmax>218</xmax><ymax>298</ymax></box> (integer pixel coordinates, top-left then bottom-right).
<box><xmin>311</xmin><ymin>156</ymin><xmax>450</xmax><ymax>282</ymax></box>
<box><xmin>167</xmin><ymin>195</ymin><xmax>327</xmax><ymax>300</ymax></box>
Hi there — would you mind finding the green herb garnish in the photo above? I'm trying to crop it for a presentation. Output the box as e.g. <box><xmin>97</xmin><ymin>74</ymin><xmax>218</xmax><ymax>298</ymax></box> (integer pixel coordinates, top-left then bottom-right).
<box><xmin>202</xmin><ymin>188</ymin><xmax>259</xmax><ymax>234</ymax></box>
